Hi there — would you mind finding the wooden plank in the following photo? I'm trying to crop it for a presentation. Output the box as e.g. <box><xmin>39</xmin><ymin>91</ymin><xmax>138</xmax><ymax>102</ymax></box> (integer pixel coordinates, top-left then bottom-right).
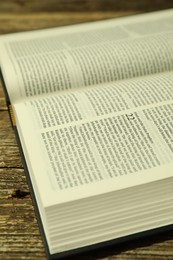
<box><xmin>0</xmin><ymin>111</ymin><xmax>22</xmax><ymax>168</ymax></box>
<box><xmin>0</xmin><ymin>145</ymin><xmax>22</xmax><ymax>168</ymax></box>
<box><xmin>0</xmin><ymin>185</ymin><xmax>46</xmax><ymax>259</ymax></box>
<box><xmin>0</xmin><ymin>86</ymin><xmax>7</xmax><ymax>110</ymax></box>
<box><xmin>0</xmin><ymin>168</ymin><xmax>29</xmax><ymax>198</ymax></box>
<box><xmin>0</xmin><ymin>12</ymin><xmax>138</xmax><ymax>34</ymax></box>
<box><xmin>0</xmin><ymin>111</ymin><xmax>17</xmax><ymax>146</ymax></box>
<box><xmin>0</xmin><ymin>0</ymin><xmax>173</xmax><ymax>12</ymax></box>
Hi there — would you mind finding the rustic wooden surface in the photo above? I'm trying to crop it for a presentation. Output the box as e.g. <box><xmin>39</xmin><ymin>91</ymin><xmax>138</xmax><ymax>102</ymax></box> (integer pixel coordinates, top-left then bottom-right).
<box><xmin>0</xmin><ymin>2</ymin><xmax>173</xmax><ymax>259</ymax></box>
<box><xmin>0</xmin><ymin>0</ymin><xmax>173</xmax><ymax>12</ymax></box>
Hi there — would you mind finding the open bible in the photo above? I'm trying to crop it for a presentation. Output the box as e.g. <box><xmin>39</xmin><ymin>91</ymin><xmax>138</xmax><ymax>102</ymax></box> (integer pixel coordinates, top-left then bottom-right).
<box><xmin>0</xmin><ymin>9</ymin><xmax>173</xmax><ymax>259</ymax></box>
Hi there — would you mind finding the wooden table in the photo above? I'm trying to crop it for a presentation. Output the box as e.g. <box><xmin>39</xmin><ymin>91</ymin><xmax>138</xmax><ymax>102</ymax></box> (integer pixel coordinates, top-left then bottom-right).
<box><xmin>0</xmin><ymin>2</ymin><xmax>173</xmax><ymax>259</ymax></box>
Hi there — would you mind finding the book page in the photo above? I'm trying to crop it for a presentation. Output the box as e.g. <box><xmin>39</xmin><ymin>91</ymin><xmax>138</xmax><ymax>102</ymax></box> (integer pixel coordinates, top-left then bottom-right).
<box><xmin>13</xmin><ymin>72</ymin><xmax>173</xmax><ymax>206</ymax></box>
<box><xmin>0</xmin><ymin>9</ymin><xmax>173</xmax><ymax>102</ymax></box>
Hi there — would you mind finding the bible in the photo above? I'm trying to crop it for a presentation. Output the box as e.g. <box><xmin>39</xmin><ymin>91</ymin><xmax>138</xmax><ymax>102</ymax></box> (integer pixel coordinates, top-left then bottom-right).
<box><xmin>0</xmin><ymin>9</ymin><xmax>173</xmax><ymax>259</ymax></box>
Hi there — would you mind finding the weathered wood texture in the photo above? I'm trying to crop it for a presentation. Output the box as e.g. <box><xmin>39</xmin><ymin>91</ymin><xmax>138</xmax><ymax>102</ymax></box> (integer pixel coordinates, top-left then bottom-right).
<box><xmin>0</xmin><ymin>0</ymin><xmax>173</xmax><ymax>12</ymax></box>
<box><xmin>0</xmin><ymin>12</ymin><xmax>139</xmax><ymax>34</ymax></box>
<box><xmin>0</xmin><ymin>6</ymin><xmax>173</xmax><ymax>260</ymax></box>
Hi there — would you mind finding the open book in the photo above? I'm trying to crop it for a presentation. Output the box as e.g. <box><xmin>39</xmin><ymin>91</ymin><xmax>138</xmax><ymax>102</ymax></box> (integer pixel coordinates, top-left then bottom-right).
<box><xmin>0</xmin><ymin>9</ymin><xmax>173</xmax><ymax>259</ymax></box>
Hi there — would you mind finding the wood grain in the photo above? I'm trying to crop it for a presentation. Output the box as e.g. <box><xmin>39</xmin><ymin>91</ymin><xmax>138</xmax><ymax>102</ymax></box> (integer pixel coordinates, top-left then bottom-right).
<box><xmin>0</xmin><ymin>8</ymin><xmax>173</xmax><ymax>260</ymax></box>
<box><xmin>0</xmin><ymin>12</ymin><xmax>139</xmax><ymax>34</ymax></box>
<box><xmin>0</xmin><ymin>88</ymin><xmax>7</xmax><ymax>110</ymax></box>
<box><xmin>0</xmin><ymin>0</ymin><xmax>173</xmax><ymax>12</ymax></box>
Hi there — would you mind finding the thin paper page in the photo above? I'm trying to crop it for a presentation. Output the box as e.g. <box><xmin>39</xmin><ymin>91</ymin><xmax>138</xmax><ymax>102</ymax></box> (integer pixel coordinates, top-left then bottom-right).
<box><xmin>1</xmin><ymin>9</ymin><xmax>173</xmax><ymax>102</ymax></box>
<box><xmin>13</xmin><ymin>76</ymin><xmax>173</xmax><ymax>206</ymax></box>
<box><xmin>14</xmin><ymin>102</ymin><xmax>173</xmax><ymax>207</ymax></box>
<box><xmin>26</xmin><ymin>72</ymin><xmax>173</xmax><ymax>128</ymax></box>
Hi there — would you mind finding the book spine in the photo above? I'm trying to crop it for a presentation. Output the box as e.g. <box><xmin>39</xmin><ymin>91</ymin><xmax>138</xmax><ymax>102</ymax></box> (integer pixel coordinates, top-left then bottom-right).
<box><xmin>8</xmin><ymin>105</ymin><xmax>16</xmax><ymax>127</ymax></box>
